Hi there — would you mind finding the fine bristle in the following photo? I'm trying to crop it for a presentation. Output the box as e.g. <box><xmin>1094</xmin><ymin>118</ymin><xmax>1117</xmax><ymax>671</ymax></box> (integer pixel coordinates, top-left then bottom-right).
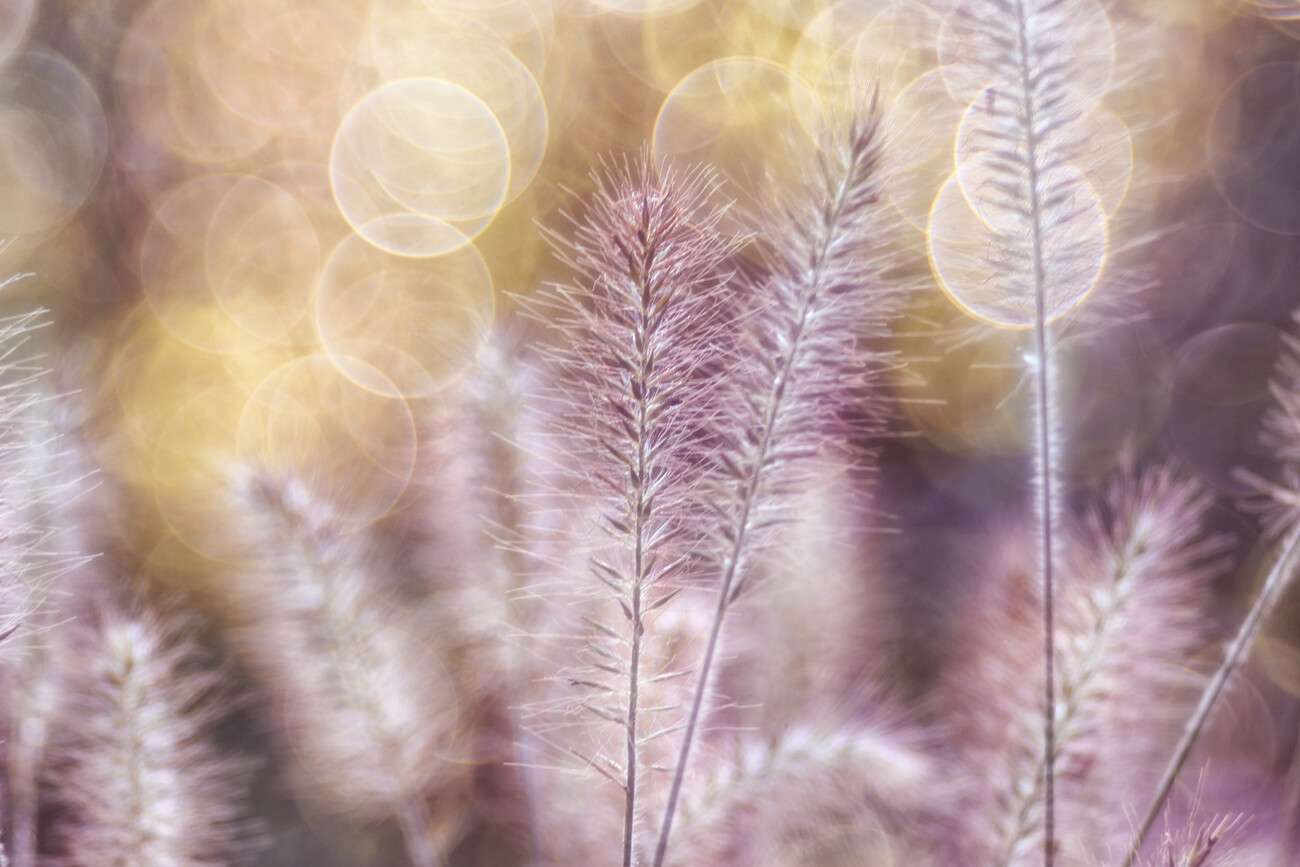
<box><xmin>527</xmin><ymin>152</ymin><xmax>744</xmax><ymax>866</ymax></box>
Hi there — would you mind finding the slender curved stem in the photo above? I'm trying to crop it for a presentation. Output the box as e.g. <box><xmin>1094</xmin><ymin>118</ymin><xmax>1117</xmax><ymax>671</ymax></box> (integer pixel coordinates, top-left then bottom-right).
<box><xmin>1120</xmin><ymin>524</ymin><xmax>1300</xmax><ymax>867</ymax></box>
<box><xmin>621</xmin><ymin>269</ymin><xmax>654</xmax><ymax>867</ymax></box>
<box><xmin>1006</xmin><ymin>0</ymin><xmax>1058</xmax><ymax>861</ymax></box>
<box><xmin>650</xmin><ymin>128</ymin><xmax>864</xmax><ymax>867</ymax></box>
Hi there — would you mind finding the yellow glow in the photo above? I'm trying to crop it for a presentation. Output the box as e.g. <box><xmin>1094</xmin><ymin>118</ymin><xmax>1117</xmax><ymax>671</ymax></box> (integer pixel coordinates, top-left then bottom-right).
<box><xmin>331</xmin><ymin>78</ymin><xmax>511</xmax><ymax>255</ymax></box>
<box><xmin>314</xmin><ymin>232</ymin><xmax>495</xmax><ymax>397</ymax></box>
<box><xmin>927</xmin><ymin>162</ymin><xmax>1109</xmax><ymax>329</ymax></box>
<box><xmin>653</xmin><ymin>56</ymin><xmax>821</xmax><ymax>230</ymax></box>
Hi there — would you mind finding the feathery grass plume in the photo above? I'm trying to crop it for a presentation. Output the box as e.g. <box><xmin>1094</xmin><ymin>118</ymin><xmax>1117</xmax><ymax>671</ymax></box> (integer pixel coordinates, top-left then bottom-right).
<box><xmin>936</xmin><ymin>2</ymin><xmax>1121</xmax><ymax>859</ymax></box>
<box><xmin>411</xmin><ymin>325</ymin><xmax>551</xmax><ymax>864</ymax></box>
<box><xmin>0</xmin><ymin>306</ymin><xmax>64</xmax><ymax>657</ymax></box>
<box><xmin>650</xmin><ymin>94</ymin><xmax>903</xmax><ymax>867</ymax></box>
<box><xmin>221</xmin><ymin>464</ymin><xmax>463</xmax><ymax>867</ymax></box>
<box><xmin>663</xmin><ymin>457</ymin><xmax>942</xmax><ymax>865</ymax></box>
<box><xmin>1050</xmin><ymin>464</ymin><xmax>1226</xmax><ymax>864</ymax></box>
<box><xmin>716</xmin><ymin>453</ymin><xmax>899</xmax><ymax>732</ymax></box>
<box><xmin>669</xmin><ymin>721</ymin><xmax>940</xmax><ymax>867</ymax></box>
<box><xmin>442</xmin><ymin>324</ymin><xmax>547</xmax><ymax>683</ymax></box>
<box><xmin>1123</xmin><ymin>308</ymin><xmax>1300</xmax><ymax>865</ymax></box>
<box><xmin>1234</xmin><ymin>311</ymin><xmax>1300</xmax><ymax>541</ymax></box>
<box><xmin>42</xmin><ymin>591</ymin><xmax>260</xmax><ymax>867</ymax></box>
<box><xmin>520</xmin><ymin>586</ymin><xmax>717</xmax><ymax>867</ymax></box>
<box><xmin>937</xmin><ymin>463</ymin><xmax>1227</xmax><ymax>866</ymax></box>
<box><xmin>1136</xmin><ymin>815</ymin><xmax>1243</xmax><ymax>867</ymax></box>
<box><xmin>527</xmin><ymin>152</ymin><xmax>744</xmax><ymax>867</ymax></box>
<box><xmin>0</xmin><ymin>308</ymin><xmax>99</xmax><ymax>867</ymax></box>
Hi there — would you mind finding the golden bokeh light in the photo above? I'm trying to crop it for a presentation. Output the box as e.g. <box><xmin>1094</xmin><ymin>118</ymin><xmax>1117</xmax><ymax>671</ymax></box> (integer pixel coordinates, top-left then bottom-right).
<box><xmin>422</xmin><ymin>0</ymin><xmax>556</xmax><ymax>77</ymax></box>
<box><xmin>0</xmin><ymin>52</ymin><xmax>106</xmax><ymax>236</ymax></box>
<box><xmin>615</xmin><ymin>2</ymin><xmax>728</xmax><ymax>93</ymax></box>
<box><xmin>653</xmin><ymin>56</ymin><xmax>822</xmax><ymax>228</ymax></box>
<box><xmin>796</xmin><ymin>0</ymin><xmax>942</xmax><ymax>110</ymax></box>
<box><xmin>153</xmin><ymin>383</ymin><xmax>250</xmax><ymax>560</ymax></box>
<box><xmin>315</xmin><ymin>232</ymin><xmax>494</xmax><ymax>398</ymax></box>
<box><xmin>236</xmin><ymin>354</ymin><xmax>418</xmax><ymax>527</ymax></box>
<box><xmin>347</xmin><ymin>26</ymin><xmax>548</xmax><ymax>208</ymax></box>
<box><xmin>26</xmin><ymin>0</ymin><xmax>1223</xmax><ymax>567</ymax></box>
<box><xmin>331</xmin><ymin>78</ymin><xmax>511</xmax><ymax>256</ymax></box>
<box><xmin>114</xmin><ymin>0</ymin><xmax>274</xmax><ymax>168</ymax></box>
<box><xmin>142</xmin><ymin>174</ymin><xmax>307</xmax><ymax>353</ymax></box>
<box><xmin>205</xmin><ymin>176</ymin><xmax>321</xmax><ymax>343</ymax></box>
<box><xmin>586</xmin><ymin>0</ymin><xmax>705</xmax><ymax>19</ymax></box>
<box><xmin>195</xmin><ymin>0</ymin><xmax>372</xmax><ymax>134</ymax></box>
<box><xmin>927</xmin><ymin>162</ymin><xmax>1110</xmax><ymax>328</ymax></box>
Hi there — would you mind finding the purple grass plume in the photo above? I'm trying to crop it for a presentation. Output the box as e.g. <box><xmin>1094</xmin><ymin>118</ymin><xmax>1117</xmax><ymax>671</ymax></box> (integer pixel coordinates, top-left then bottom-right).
<box><xmin>650</xmin><ymin>94</ymin><xmax>905</xmax><ymax>867</ymax></box>
<box><xmin>0</xmin><ymin>307</ymin><xmax>99</xmax><ymax>867</ymax></box>
<box><xmin>44</xmin><ymin>593</ymin><xmax>260</xmax><ymax>867</ymax></box>
<box><xmin>221</xmin><ymin>464</ymin><xmax>464</xmax><ymax>867</ymax></box>
<box><xmin>1123</xmin><ymin>306</ymin><xmax>1300</xmax><ymax>865</ymax></box>
<box><xmin>938</xmin><ymin>462</ymin><xmax>1229</xmax><ymax>867</ymax></box>
<box><xmin>526</xmin><ymin>152</ymin><xmax>745</xmax><ymax>867</ymax></box>
<box><xmin>938</xmin><ymin>2</ymin><xmax>1129</xmax><ymax>859</ymax></box>
<box><xmin>668</xmin><ymin>721</ymin><xmax>940</xmax><ymax>867</ymax></box>
<box><xmin>1236</xmin><ymin>309</ymin><xmax>1300</xmax><ymax>540</ymax></box>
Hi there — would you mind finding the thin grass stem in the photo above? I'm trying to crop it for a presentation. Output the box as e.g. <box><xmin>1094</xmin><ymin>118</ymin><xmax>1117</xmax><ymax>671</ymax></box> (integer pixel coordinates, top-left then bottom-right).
<box><xmin>651</xmin><ymin>100</ymin><xmax>888</xmax><ymax>867</ymax></box>
<box><xmin>1120</xmin><ymin>523</ymin><xmax>1300</xmax><ymax>867</ymax></box>
<box><xmin>1009</xmin><ymin>0</ymin><xmax>1059</xmax><ymax>856</ymax></box>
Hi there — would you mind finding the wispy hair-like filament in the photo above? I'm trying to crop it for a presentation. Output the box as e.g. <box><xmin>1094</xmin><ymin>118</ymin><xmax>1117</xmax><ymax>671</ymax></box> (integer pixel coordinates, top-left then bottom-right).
<box><xmin>1015</xmin><ymin>465</ymin><xmax>1224</xmax><ymax>865</ymax></box>
<box><xmin>0</xmin><ymin>305</ymin><xmax>97</xmax><ymax>867</ymax></box>
<box><xmin>531</xmin><ymin>154</ymin><xmax>743</xmax><ymax>867</ymax></box>
<box><xmin>652</xmin><ymin>96</ymin><xmax>905</xmax><ymax>867</ymax></box>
